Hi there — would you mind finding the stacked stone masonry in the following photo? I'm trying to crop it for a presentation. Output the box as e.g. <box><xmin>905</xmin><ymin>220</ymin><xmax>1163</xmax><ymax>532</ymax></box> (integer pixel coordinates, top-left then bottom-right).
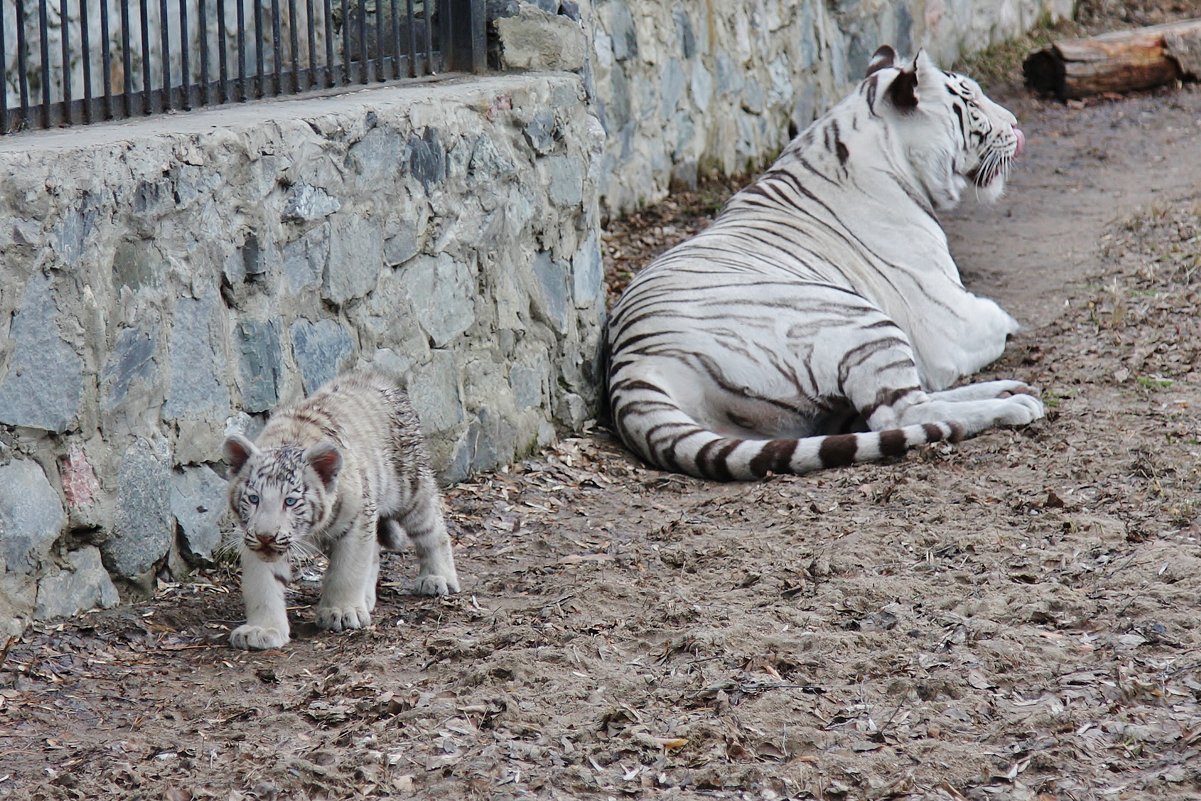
<box><xmin>0</xmin><ymin>75</ymin><xmax>604</xmax><ymax>633</ymax></box>
<box><xmin>491</xmin><ymin>0</ymin><xmax>1074</xmax><ymax>215</ymax></box>
<box><xmin>2</xmin><ymin>0</ymin><xmax>1073</xmax><ymax>630</ymax></box>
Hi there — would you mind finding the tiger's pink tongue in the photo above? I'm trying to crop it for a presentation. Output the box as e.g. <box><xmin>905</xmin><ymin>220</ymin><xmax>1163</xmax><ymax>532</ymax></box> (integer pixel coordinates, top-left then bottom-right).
<box><xmin>1014</xmin><ymin>128</ymin><xmax>1025</xmax><ymax>157</ymax></box>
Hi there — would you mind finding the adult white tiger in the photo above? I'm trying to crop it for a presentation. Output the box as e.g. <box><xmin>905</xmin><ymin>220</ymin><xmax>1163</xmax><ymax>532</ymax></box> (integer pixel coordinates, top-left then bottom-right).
<box><xmin>606</xmin><ymin>46</ymin><xmax>1044</xmax><ymax>480</ymax></box>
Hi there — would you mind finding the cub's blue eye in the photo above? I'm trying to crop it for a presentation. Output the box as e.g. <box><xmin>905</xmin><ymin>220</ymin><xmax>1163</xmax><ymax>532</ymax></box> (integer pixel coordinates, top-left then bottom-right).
<box><xmin>247</xmin><ymin>493</ymin><xmax>260</xmax><ymax>505</ymax></box>
<box><xmin>284</xmin><ymin>497</ymin><xmax>298</xmax><ymax>507</ymax></box>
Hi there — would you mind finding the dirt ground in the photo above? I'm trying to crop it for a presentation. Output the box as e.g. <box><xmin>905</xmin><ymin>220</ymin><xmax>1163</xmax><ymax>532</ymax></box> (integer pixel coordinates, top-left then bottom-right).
<box><xmin>5</xmin><ymin>8</ymin><xmax>1201</xmax><ymax>801</ymax></box>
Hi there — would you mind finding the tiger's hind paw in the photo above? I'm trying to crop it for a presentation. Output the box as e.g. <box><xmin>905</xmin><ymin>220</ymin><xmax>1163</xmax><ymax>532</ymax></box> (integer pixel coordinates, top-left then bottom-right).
<box><xmin>997</xmin><ymin>393</ymin><xmax>1045</xmax><ymax>425</ymax></box>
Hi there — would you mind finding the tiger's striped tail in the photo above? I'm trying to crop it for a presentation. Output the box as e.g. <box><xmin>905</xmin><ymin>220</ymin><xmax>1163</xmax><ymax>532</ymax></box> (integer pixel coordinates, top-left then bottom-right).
<box><xmin>611</xmin><ymin>381</ymin><xmax>964</xmax><ymax>481</ymax></box>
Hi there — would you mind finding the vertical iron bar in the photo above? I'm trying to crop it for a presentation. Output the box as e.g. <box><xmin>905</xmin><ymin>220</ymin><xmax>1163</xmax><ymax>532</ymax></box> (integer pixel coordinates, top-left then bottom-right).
<box><xmin>236</xmin><ymin>0</ymin><xmax>246</xmax><ymax>100</ymax></box>
<box><xmin>305</xmin><ymin>0</ymin><xmax>317</xmax><ymax>89</ymax></box>
<box><xmin>422</xmin><ymin>0</ymin><xmax>432</xmax><ymax>74</ymax></box>
<box><xmin>179</xmin><ymin>0</ymin><xmax>191</xmax><ymax>108</ymax></box>
<box><xmin>101</xmin><ymin>0</ymin><xmax>113</xmax><ymax>119</ymax></box>
<box><xmin>0</xmin><ymin>4</ymin><xmax>7</xmax><ymax>132</ymax></box>
<box><xmin>59</xmin><ymin>0</ymin><xmax>72</xmax><ymax>124</ymax></box>
<box><xmin>388</xmin><ymin>0</ymin><xmax>399</xmax><ymax>78</ymax></box>
<box><xmin>80</xmin><ymin>0</ymin><xmax>93</xmax><ymax>122</ymax></box>
<box><xmin>199</xmin><ymin>0</ymin><xmax>210</xmax><ymax>105</ymax></box>
<box><xmin>375</xmin><ymin>0</ymin><xmax>385</xmax><ymax>80</ymax></box>
<box><xmin>120</xmin><ymin>0</ymin><xmax>132</xmax><ymax>116</ymax></box>
<box><xmin>322</xmin><ymin>0</ymin><xmax>333</xmax><ymax>86</ymax></box>
<box><xmin>139</xmin><ymin>0</ymin><xmax>152</xmax><ymax>113</ymax></box>
<box><xmin>270</xmin><ymin>0</ymin><xmax>281</xmax><ymax>95</ymax></box>
<box><xmin>39</xmin><ymin>0</ymin><xmax>51</xmax><ymax>127</ymax></box>
<box><xmin>339</xmin><ymin>0</ymin><xmax>347</xmax><ymax>85</ymax></box>
<box><xmin>217</xmin><ymin>0</ymin><xmax>228</xmax><ymax>102</ymax></box>
<box><xmin>287</xmin><ymin>0</ymin><xmax>300</xmax><ymax>91</ymax></box>
<box><xmin>355</xmin><ymin>0</ymin><xmax>365</xmax><ymax>83</ymax></box>
<box><xmin>405</xmin><ymin>0</ymin><xmax>414</xmax><ymax>77</ymax></box>
<box><xmin>158</xmin><ymin>0</ymin><xmax>170</xmax><ymax>109</ymax></box>
<box><xmin>17</xmin><ymin>0</ymin><xmax>31</xmax><ymax>123</ymax></box>
<box><xmin>253</xmin><ymin>0</ymin><xmax>263</xmax><ymax>97</ymax></box>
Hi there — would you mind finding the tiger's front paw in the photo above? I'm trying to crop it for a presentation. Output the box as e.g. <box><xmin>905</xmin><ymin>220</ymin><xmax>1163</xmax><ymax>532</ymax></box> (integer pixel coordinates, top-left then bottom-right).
<box><xmin>230</xmin><ymin>624</ymin><xmax>289</xmax><ymax>650</ymax></box>
<box><xmin>315</xmin><ymin>604</ymin><xmax>371</xmax><ymax>632</ymax></box>
<box><xmin>411</xmin><ymin>572</ymin><xmax>461</xmax><ymax>596</ymax></box>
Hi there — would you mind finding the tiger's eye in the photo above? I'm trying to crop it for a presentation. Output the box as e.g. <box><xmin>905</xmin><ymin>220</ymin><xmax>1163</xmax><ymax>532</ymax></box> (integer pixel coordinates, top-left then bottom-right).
<box><xmin>284</xmin><ymin>497</ymin><xmax>298</xmax><ymax>507</ymax></box>
<box><xmin>247</xmin><ymin>493</ymin><xmax>260</xmax><ymax>505</ymax></box>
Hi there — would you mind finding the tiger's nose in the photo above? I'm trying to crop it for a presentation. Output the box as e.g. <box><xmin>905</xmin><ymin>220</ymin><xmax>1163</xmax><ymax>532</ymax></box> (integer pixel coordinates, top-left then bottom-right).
<box><xmin>255</xmin><ymin>533</ymin><xmax>277</xmax><ymax>547</ymax></box>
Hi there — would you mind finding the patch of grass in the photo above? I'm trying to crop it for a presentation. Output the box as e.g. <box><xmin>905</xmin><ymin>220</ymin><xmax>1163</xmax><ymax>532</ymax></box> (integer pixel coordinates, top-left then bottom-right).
<box><xmin>1135</xmin><ymin>375</ymin><xmax>1174</xmax><ymax>390</ymax></box>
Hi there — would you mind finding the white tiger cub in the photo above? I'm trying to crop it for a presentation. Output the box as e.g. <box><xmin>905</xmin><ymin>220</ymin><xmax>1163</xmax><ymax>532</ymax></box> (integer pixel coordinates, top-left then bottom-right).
<box><xmin>606</xmin><ymin>46</ymin><xmax>1045</xmax><ymax>480</ymax></box>
<box><xmin>223</xmin><ymin>368</ymin><xmax>460</xmax><ymax>650</ymax></box>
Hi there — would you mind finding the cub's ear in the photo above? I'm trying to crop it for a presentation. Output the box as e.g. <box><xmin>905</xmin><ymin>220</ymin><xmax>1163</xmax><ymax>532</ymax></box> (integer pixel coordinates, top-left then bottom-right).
<box><xmin>223</xmin><ymin>434</ymin><xmax>259</xmax><ymax>476</ymax></box>
<box><xmin>865</xmin><ymin>45</ymin><xmax>896</xmax><ymax>78</ymax></box>
<box><xmin>304</xmin><ymin>441</ymin><xmax>343</xmax><ymax>489</ymax></box>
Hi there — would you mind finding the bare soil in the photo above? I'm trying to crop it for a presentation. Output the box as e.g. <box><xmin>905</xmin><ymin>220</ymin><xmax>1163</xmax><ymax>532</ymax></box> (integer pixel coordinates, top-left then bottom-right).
<box><xmin>5</xmin><ymin>11</ymin><xmax>1201</xmax><ymax>801</ymax></box>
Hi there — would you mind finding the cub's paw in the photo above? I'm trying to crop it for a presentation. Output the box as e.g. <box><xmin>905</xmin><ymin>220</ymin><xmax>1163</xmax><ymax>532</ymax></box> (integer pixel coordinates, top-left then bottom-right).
<box><xmin>230</xmin><ymin>624</ymin><xmax>289</xmax><ymax>650</ymax></box>
<box><xmin>315</xmin><ymin>604</ymin><xmax>371</xmax><ymax>632</ymax></box>
<box><xmin>997</xmin><ymin>393</ymin><xmax>1045</xmax><ymax>425</ymax></box>
<box><xmin>410</xmin><ymin>573</ymin><xmax>460</xmax><ymax>596</ymax></box>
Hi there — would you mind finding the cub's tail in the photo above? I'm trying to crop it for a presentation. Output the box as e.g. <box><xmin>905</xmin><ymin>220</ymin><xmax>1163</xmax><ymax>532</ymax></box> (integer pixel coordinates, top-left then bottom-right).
<box><xmin>610</xmin><ymin>379</ymin><xmax>963</xmax><ymax>481</ymax></box>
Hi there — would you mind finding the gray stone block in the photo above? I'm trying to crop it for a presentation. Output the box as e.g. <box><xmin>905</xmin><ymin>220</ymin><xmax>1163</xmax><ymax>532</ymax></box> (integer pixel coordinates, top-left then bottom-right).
<box><xmin>106</xmin><ymin>438</ymin><xmax>173</xmax><ymax>580</ymax></box>
<box><xmin>523</xmin><ymin>111</ymin><xmax>557</xmax><ymax>155</ymax></box>
<box><xmin>409</xmin><ymin>129</ymin><xmax>447</xmax><ymax>192</ymax></box>
<box><xmin>495</xmin><ymin>6</ymin><xmax>587</xmax><ymax>71</ymax></box>
<box><xmin>34</xmin><ymin>547</ymin><xmax>120</xmax><ymax>620</ymax></box>
<box><xmin>408</xmin><ymin>350</ymin><xmax>464</xmax><ymax>435</ymax></box>
<box><xmin>170</xmin><ymin>465</ymin><xmax>228</xmax><ymax>562</ymax></box>
<box><xmin>52</xmin><ymin>196</ymin><xmax>98</xmax><ymax>266</ymax></box>
<box><xmin>384</xmin><ymin>219</ymin><xmax>422</xmax><ymax>266</ymax></box>
<box><xmin>283</xmin><ymin>224</ymin><xmax>330</xmax><ymax>294</ymax></box>
<box><xmin>100</xmin><ymin>326</ymin><xmax>158</xmax><ymax>414</ymax></box>
<box><xmin>532</xmin><ymin>250</ymin><xmax>570</xmax><ymax>332</ymax></box>
<box><xmin>572</xmin><ymin>232</ymin><xmax>604</xmax><ymax>308</ymax></box>
<box><xmin>324</xmin><ymin>214</ymin><xmax>383</xmax><ymax>304</ymax></box>
<box><xmin>0</xmin><ymin>272</ymin><xmax>84</xmax><ymax>433</ymax></box>
<box><xmin>283</xmin><ymin>183</ymin><xmax>342</xmax><ymax>221</ymax></box>
<box><xmin>673</xmin><ymin>7</ymin><xmax>696</xmax><ymax>59</ymax></box>
<box><xmin>661</xmin><ymin>59</ymin><xmax>686</xmax><ymax>115</ymax></box>
<box><xmin>0</xmin><ymin>459</ymin><xmax>66</xmax><ymax>576</ymax></box>
<box><xmin>112</xmin><ymin>239</ymin><xmax>164</xmax><ymax>291</ymax></box>
<box><xmin>608</xmin><ymin>4</ymin><xmax>638</xmax><ymax>62</ymax></box>
<box><xmin>236</xmin><ymin>319</ymin><xmax>283</xmax><ymax>413</ymax></box>
<box><xmin>290</xmin><ymin>318</ymin><xmax>355</xmax><ymax>395</ymax></box>
<box><xmin>509</xmin><ymin>361</ymin><xmax>547</xmax><ymax>410</ymax></box>
<box><xmin>163</xmin><ymin>288</ymin><xmax>231</xmax><ymax>421</ymax></box>
<box><xmin>349</xmin><ymin>126</ymin><xmax>406</xmax><ymax>185</ymax></box>
<box><xmin>241</xmin><ymin>232</ymin><xmax>267</xmax><ymax>278</ymax></box>
<box><xmin>405</xmin><ymin>254</ymin><xmax>476</xmax><ymax>347</ymax></box>
<box><xmin>545</xmin><ymin>155</ymin><xmax>583</xmax><ymax>208</ymax></box>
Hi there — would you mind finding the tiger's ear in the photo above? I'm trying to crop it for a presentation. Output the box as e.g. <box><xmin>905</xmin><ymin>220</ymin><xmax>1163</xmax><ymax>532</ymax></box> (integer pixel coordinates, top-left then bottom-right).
<box><xmin>223</xmin><ymin>433</ymin><xmax>259</xmax><ymax>476</ymax></box>
<box><xmin>888</xmin><ymin>61</ymin><xmax>919</xmax><ymax>111</ymax></box>
<box><xmin>865</xmin><ymin>45</ymin><xmax>896</xmax><ymax>78</ymax></box>
<box><xmin>304</xmin><ymin>441</ymin><xmax>343</xmax><ymax>489</ymax></box>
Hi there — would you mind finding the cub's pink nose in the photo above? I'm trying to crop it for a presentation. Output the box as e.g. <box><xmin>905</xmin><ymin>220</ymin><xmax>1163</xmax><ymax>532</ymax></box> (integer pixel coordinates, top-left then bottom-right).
<box><xmin>1014</xmin><ymin>128</ymin><xmax>1025</xmax><ymax>157</ymax></box>
<box><xmin>256</xmin><ymin>533</ymin><xmax>276</xmax><ymax>546</ymax></box>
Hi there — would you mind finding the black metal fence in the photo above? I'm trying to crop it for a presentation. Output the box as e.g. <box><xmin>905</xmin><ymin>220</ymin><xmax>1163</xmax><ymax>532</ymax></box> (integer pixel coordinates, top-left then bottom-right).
<box><xmin>1</xmin><ymin>0</ymin><xmax>485</xmax><ymax>135</ymax></box>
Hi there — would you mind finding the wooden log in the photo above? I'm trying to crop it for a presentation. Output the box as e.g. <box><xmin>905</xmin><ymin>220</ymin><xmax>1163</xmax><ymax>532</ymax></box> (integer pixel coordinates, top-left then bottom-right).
<box><xmin>1023</xmin><ymin>18</ymin><xmax>1201</xmax><ymax>100</ymax></box>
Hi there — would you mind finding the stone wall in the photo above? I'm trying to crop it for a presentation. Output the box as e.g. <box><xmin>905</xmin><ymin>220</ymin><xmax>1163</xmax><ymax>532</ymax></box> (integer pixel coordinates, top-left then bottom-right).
<box><xmin>0</xmin><ymin>73</ymin><xmax>604</xmax><ymax>633</ymax></box>
<box><xmin>492</xmin><ymin>0</ymin><xmax>1076</xmax><ymax>215</ymax></box>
